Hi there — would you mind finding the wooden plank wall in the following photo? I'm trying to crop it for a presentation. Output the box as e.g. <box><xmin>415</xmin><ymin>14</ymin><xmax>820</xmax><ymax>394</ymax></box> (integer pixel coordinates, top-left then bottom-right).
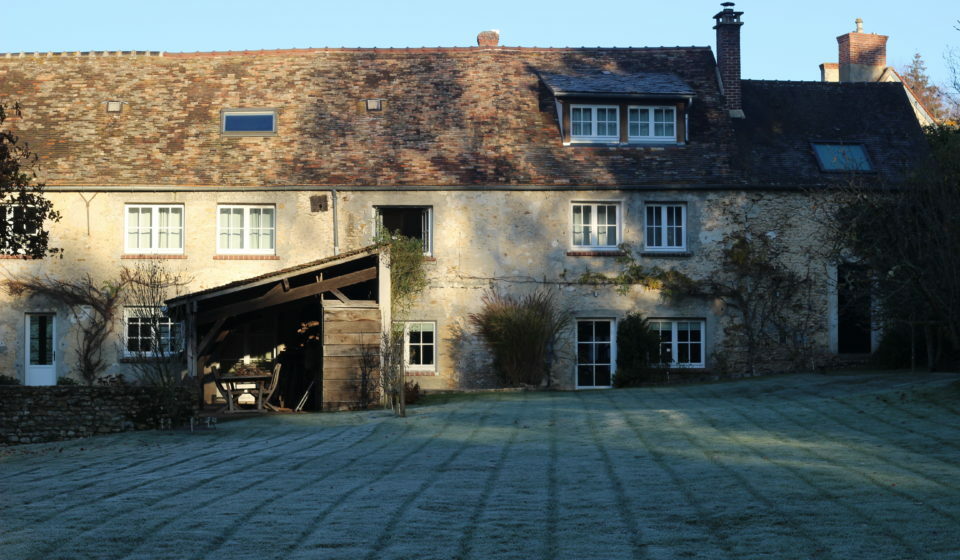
<box><xmin>321</xmin><ymin>304</ymin><xmax>381</xmax><ymax>410</ymax></box>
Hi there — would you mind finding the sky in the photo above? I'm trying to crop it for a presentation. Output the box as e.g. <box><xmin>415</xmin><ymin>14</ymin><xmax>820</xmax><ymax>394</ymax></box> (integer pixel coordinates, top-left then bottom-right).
<box><xmin>2</xmin><ymin>0</ymin><xmax>957</xmax><ymax>91</ymax></box>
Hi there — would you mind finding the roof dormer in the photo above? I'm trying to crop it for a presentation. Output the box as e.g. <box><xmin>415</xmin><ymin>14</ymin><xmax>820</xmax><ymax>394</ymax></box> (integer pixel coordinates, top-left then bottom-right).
<box><xmin>539</xmin><ymin>72</ymin><xmax>696</xmax><ymax>146</ymax></box>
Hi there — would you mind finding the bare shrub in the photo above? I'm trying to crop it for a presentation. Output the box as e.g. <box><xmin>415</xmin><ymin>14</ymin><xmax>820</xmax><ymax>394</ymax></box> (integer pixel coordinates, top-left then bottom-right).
<box><xmin>469</xmin><ymin>288</ymin><xmax>571</xmax><ymax>387</ymax></box>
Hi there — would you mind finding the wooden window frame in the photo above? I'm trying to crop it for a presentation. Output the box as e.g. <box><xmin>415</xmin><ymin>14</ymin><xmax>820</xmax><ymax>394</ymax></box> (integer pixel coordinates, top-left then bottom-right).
<box><xmin>644</xmin><ymin>203</ymin><xmax>687</xmax><ymax>252</ymax></box>
<box><xmin>650</xmin><ymin>319</ymin><xmax>705</xmax><ymax>368</ymax></box>
<box><xmin>124</xmin><ymin>204</ymin><xmax>185</xmax><ymax>255</ymax></box>
<box><xmin>403</xmin><ymin>321</ymin><xmax>437</xmax><ymax>373</ymax></box>
<box><xmin>216</xmin><ymin>205</ymin><xmax>276</xmax><ymax>256</ymax></box>
<box><xmin>571</xmin><ymin>201</ymin><xmax>622</xmax><ymax>250</ymax></box>
<box><xmin>570</xmin><ymin>104</ymin><xmax>620</xmax><ymax>143</ymax></box>
<box><xmin>576</xmin><ymin>318</ymin><xmax>617</xmax><ymax>389</ymax></box>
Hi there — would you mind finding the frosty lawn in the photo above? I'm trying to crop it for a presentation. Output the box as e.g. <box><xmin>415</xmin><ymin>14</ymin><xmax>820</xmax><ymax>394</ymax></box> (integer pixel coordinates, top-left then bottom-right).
<box><xmin>2</xmin><ymin>372</ymin><xmax>960</xmax><ymax>560</ymax></box>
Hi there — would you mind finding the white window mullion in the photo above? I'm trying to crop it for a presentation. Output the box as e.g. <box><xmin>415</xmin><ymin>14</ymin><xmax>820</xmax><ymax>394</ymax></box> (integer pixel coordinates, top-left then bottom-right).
<box><xmin>217</xmin><ymin>205</ymin><xmax>275</xmax><ymax>255</ymax></box>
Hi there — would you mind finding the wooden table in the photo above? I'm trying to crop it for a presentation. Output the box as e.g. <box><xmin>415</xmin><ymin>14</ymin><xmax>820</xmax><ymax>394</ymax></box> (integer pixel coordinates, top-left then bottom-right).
<box><xmin>215</xmin><ymin>372</ymin><xmax>274</xmax><ymax>413</ymax></box>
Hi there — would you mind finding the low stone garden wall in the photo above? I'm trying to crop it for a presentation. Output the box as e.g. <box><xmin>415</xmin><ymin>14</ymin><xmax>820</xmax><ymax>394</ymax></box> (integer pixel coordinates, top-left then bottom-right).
<box><xmin>0</xmin><ymin>386</ymin><xmax>196</xmax><ymax>445</ymax></box>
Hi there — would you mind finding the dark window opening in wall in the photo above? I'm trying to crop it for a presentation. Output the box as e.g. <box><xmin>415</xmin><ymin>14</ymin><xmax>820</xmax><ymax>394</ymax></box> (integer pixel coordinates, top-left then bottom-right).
<box><xmin>377</xmin><ymin>206</ymin><xmax>432</xmax><ymax>256</ymax></box>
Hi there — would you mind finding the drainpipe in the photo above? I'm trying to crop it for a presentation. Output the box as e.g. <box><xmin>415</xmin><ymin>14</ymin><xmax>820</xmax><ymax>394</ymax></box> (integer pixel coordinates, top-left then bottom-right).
<box><xmin>331</xmin><ymin>189</ymin><xmax>340</xmax><ymax>255</ymax></box>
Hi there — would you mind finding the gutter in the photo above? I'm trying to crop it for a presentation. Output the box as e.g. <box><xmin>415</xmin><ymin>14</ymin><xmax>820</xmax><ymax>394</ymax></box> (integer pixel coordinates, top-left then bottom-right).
<box><xmin>43</xmin><ymin>183</ymin><xmax>863</xmax><ymax>193</ymax></box>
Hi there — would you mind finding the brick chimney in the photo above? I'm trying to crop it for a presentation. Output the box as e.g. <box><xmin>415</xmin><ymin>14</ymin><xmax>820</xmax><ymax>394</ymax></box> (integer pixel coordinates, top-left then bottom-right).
<box><xmin>836</xmin><ymin>18</ymin><xmax>887</xmax><ymax>82</ymax></box>
<box><xmin>477</xmin><ymin>30</ymin><xmax>500</xmax><ymax>47</ymax></box>
<box><xmin>713</xmin><ymin>2</ymin><xmax>744</xmax><ymax>118</ymax></box>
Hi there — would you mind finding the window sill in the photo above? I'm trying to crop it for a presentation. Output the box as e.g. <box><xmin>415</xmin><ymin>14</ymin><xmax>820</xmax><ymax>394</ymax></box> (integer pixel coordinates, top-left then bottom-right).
<box><xmin>564</xmin><ymin>141</ymin><xmax>683</xmax><ymax>148</ymax></box>
<box><xmin>567</xmin><ymin>250</ymin><xmax>625</xmax><ymax>257</ymax></box>
<box><xmin>213</xmin><ymin>255</ymin><xmax>280</xmax><ymax>260</ymax></box>
<box><xmin>119</xmin><ymin>355</ymin><xmax>180</xmax><ymax>363</ymax></box>
<box><xmin>122</xmin><ymin>254</ymin><xmax>187</xmax><ymax>259</ymax></box>
<box><xmin>405</xmin><ymin>370</ymin><xmax>437</xmax><ymax>377</ymax></box>
<box><xmin>640</xmin><ymin>251</ymin><xmax>691</xmax><ymax>258</ymax></box>
<box><xmin>0</xmin><ymin>254</ymin><xmax>40</xmax><ymax>260</ymax></box>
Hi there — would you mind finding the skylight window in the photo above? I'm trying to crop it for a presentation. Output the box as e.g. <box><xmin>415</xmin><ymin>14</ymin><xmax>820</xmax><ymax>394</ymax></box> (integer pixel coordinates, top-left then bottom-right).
<box><xmin>812</xmin><ymin>143</ymin><xmax>872</xmax><ymax>171</ymax></box>
<box><xmin>221</xmin><ymin>109</ymin><xmax>277</xmax><ymax>136</ymax></box>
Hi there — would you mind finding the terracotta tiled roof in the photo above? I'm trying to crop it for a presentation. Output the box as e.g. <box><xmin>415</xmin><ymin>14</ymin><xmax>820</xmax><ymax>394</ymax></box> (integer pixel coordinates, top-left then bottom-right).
<box><xmin>0</xmin><ymin>46</ymin><xmax>739</xmax><ymax>188</ymax></box>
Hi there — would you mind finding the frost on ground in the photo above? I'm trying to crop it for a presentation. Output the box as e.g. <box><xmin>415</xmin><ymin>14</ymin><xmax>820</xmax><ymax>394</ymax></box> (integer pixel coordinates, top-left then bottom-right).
<box><xmin>2</xmin><ymin>372</ymin><xmax>960</xmax><ymax>560</ymax></box>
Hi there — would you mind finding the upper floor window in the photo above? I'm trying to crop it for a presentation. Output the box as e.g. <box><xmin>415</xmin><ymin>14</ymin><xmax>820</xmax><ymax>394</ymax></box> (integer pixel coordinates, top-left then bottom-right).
<box><xmin>125</xmin><ymin>204</ymin><xmax>184</xmax><ymax>254</ymax></box>
<box><xmin>221</xmin><ymin>109</ymin><xmax>277</xmax><ymax>136</ymax></box>
<box><xmin>811</xmin><ymin>143</ymin><xmax>872</xmax><ymax>171</ymax></box>
<box><xmin>0</xmin><ymin>205</ymin><xmax>40</xmax><ymax>256</ymax></box>
<box><xmin>571</xmin><ymin>105</ymin><xmax>619</xmax><ymax>142</ymax></box>
<box><xmin>644</xmin><ymin>203</ymin><xmax>686</xmax><ymax>251</ymax></box>
<box><xmin>629</xmin><ymin>106</ymin><xmax>676</xmax><ymax>142</ymax></box>
<box><xmin>217</xmin><ymin>205</ymin><xmax>275</xmax><ymax>255</ymax></box>
<box><xmin>377</xmin><ymin>206</ymin><xmax>433</xmax><ymax>256</ymax></box>
<box><xmin>572</xmin><ymin>202</ymin><xmax>620</xmax><ymax>249</ymax></box>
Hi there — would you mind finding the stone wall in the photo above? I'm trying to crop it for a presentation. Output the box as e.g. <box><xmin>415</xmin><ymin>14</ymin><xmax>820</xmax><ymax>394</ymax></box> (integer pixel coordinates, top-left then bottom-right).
<box><xmin>0</xmin><ymin>386</ymin><xmax>197</xmax><ymax>445</ymax></box>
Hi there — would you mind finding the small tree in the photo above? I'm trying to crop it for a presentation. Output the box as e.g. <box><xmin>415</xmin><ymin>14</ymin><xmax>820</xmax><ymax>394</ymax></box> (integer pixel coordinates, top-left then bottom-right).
<box><xmin>469</xmin><ymin>288</ymin><xmax>572</xmax><ymax>387</ymax></box>
<box><xmin>376</xmin><ymin>231</ymin><xmax>428</xmax><ymax>417</ymax></box>
<box><xmin>0</xmin><ymin>103</ymin><xmax>61</xmax><ymax>258</ymax></box>
<box><xmin>3</xmin><ymin>274</ymin><xmax>126</xmax><ymax>384</ymax></box>
<box><xmin>121</xmin><ymin>261</ymin><xmax>190</xmax><ymax>389</ymax></box>
<box><xmin>900</xmin><ymin>53</ymin><xmax>947</xmax><ymax>121</ymax></box>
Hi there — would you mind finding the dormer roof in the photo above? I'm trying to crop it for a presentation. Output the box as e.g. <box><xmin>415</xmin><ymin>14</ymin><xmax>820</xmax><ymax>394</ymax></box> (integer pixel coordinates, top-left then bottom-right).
<box><xmin>538</xmin><ymin>71</ymin><xmax>696</xmax><ymax>99</ymax></box>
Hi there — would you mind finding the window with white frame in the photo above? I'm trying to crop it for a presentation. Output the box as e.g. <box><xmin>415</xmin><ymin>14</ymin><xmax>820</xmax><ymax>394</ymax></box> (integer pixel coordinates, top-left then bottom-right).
<box><xmin>0</xmin><ymin>205</ymin><xmax>40</xmax><ymax>255</ymax></box>
<box><xmin>644</xmin><ymin>203</ymin><xmax>686</xmax><ymax>251</ymax></box>
<box><xmin>628</xmin><ymin>106</ymin><xmax>676</xmax><ymax>142</ymax></box>
<box><xmin>403</xmin><ymin>321</ymin><xmax>436</xmax><ymax>372</ymax></box>
<box><xmin>125</xmin><ymin>205</ymin><xmax>184</xmax><ymax>254</ymax></box>
<box><xmin>650</xmin><ymin>319</ymin><xmax>704</xmax><ymax>367</ymax></box>
<box><xmin>572</xmin><ymin>202</ymin><xmax>621</xmax><ymax>249</ymax></box>
<box><xmin>577</xmin><ymin>319</ymin><xmax>615</xmax><ymax>387</ymax></box>
<box><xmin>124</xmin><ymin>307</ymin><xmax>182</xmax><ymax>356</ymax></box>
<box><xmin>217</xmin><ymin>205</ymin><xmax>276</xmax><ymax>254</ymax></box>
<box><xmin>571</xmin><ymin>104</ymin><xmax>619</xmax><ymax>142</ymax></box>
<box><xmin>377</xmin><ymin>206</ymin><xmax>432</xmax><ymax>256</ymax></box>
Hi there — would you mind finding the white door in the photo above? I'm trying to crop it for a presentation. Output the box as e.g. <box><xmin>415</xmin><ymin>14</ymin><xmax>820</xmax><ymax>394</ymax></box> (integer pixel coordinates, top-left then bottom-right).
<box><xmin>25</xmin><ymin>314</ymin><xmax>56</xmax><ymax>386</ymax></box>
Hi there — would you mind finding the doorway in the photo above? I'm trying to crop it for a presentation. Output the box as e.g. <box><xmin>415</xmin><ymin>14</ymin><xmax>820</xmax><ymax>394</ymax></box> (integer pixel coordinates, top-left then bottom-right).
<box><xmin>25</xmin><ymin>313</ymin><xmax>56</xmax><ymax>386</ymax></box>
<box><xmin>837</xmin><ymin>264</ymin><xmax>872</xmax><ymax>354</ymax></box>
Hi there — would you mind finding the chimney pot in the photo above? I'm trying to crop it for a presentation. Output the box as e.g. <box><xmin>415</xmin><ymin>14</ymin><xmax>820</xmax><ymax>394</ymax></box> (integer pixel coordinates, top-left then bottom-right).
<box><xmin>477</xmin><ymin>30</ymin><xmax>500</xmax><ymax>48</ymax></box>
<box><xmin>855</xmin><ymin>18</ymin><xmax>863</xmax><ymax>33</ymax></box>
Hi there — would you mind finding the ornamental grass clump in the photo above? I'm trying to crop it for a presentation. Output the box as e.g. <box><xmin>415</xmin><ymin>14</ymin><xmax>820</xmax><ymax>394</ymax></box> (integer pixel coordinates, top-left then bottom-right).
<box><xmin>469</xmin><ymin>288</ymin><xmax>571</xmax><ymax>387</ymax></box>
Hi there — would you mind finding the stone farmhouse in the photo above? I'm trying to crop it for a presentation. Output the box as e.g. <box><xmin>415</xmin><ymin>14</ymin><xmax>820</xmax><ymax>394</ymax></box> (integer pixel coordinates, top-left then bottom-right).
<box><xmin>0</xmin><ymin>4</ymin><xmax>929</xmax><ymax>408</ymax></box>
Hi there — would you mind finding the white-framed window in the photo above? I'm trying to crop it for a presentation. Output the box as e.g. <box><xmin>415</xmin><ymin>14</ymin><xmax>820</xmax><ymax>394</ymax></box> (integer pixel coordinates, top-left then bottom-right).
<box><xmin>217</xmin><ymin>205</ymin><xmax>276</xmax><ymax>255</ymax></box>
<box><xmin>0</xmin><ymin>205</ymin><xmax>40</xmax><ymax>255</ymax></box>
<box><xmin>376</xmin><ymin>206</ymin><xmax>433</xmax><ymax>257</ymax></box>
<box><xmin>650</xmin><ymin>319</ymin><xmax>704</xmax><ymax>368</ymax></box>
<box><xmin>221</xmin><ymin>109</ymin><xmax>277</xmax><ymax>136</ymax></box>
<box><xmin>644</xmin><ymin>203</ymin><xmax>686</xmax><ymax>251</ymax></box>
<box><xmin>124</xmin><ymin>205</ymin><xmax>184</xmax><ymax>254</ymax></box>
<box><xmin>403</xmin><ymin>321</ymin><xmax>436</xmax><ymax>372</ymax></box>
<box><xmin>572</xmin><ymin>202</ymin><xmax>621</xmax><ymax>249</ymax></box>
<box><xmin>628</xmin><ymin>106</ymin><xmax>676</xmax><ymax>142</ymax></box>
<box><xmin>576</xmin><ymin>318</ymin><xmax>616</xmax><ymax>388</ymax></box>
<box><xmin>124</xmin><ymin>307</ymin><xmax>182</xmax><ymax>357</ymax></box>
<box><xmin>571</xmin><ymin>104</ymin><xmax>619</xmax><ymax>142</ymax></box>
